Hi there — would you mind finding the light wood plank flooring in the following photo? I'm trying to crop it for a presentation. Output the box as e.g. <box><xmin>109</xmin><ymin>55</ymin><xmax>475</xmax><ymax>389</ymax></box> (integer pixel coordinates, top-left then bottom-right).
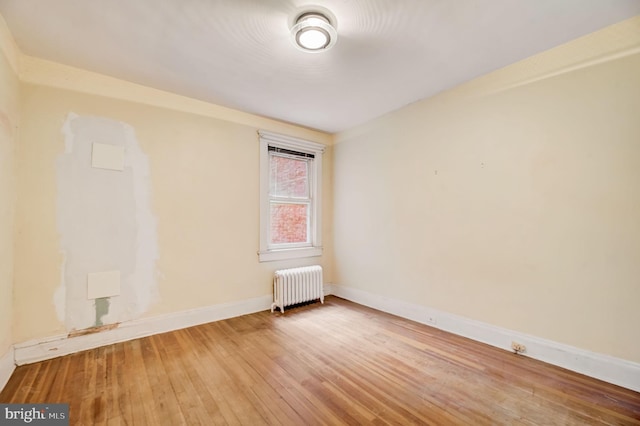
<box><xmin>2</xmin><ymin>296</ymin><xmax>639</xmax><ymax>425</ymax></box>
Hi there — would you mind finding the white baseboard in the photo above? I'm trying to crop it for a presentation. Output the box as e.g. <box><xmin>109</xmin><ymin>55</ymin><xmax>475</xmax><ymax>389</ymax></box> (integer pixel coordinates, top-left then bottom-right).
<box><xmin>11</xmin><ymin>286</ymin><xmax>640</xmax><ymax>393</ymax></box>
<box><xmin>0</xmin><ymin>346</ymin><xmax>15</xmax><ymax>393</ymax></box>
<box><xmin>14</xmin><ymin>294</ymin><xmax>273</xmax><ymax>366</ymax></box>
<box><xmin>326</xmin><ymin>283</ymin><xmax>640</xmax><ymax>393</ymax></box>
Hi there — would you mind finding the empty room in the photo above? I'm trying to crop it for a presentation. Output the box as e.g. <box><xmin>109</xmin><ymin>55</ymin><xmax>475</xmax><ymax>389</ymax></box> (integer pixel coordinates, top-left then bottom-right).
<box><xmin>1</xmin><ymin>1</ymin><xmax>639</xmax><ymax>424</ymax></box>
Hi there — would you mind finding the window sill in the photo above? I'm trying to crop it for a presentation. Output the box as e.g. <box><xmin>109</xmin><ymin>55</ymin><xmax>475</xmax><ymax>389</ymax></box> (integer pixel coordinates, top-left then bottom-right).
<box><xmin>258</xmin><ymin>246</ymin><xmax>323</xmax><ymax>262</ymax></box>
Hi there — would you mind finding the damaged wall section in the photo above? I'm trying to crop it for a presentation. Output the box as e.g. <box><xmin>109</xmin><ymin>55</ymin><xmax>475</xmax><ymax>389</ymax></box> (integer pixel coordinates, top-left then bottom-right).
<box><xmin>55</xmin><ymin>112</ymin><xmax>158</xmax><ymax>332</ymax></box>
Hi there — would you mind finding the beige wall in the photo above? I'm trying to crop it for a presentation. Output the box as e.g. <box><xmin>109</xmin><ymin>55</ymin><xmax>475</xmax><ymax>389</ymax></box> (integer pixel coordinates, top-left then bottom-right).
<box><xmin>0</xmin><ymin>16</ymin><xmax>19</xmax><ymax>357</ymax></box>
<box><xmin>333</xmin><ymin>18</ymin><xmax>640</xmax><ymax>363</ymax></box>
<box><xmin>4</xmin><ymin>8</ymin><xmax>639</xmax><ymax>370</ymax></box>
<box><xmin>12</xmin><ymin>58</ymin><xmax>333</xmax><ymax>343</ymax></box>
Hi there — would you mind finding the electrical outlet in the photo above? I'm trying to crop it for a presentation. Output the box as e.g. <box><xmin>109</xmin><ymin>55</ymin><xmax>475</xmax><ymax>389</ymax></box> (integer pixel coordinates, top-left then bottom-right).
<box><xmin>511</xmin><ymin>341</ymin><xmax>526</xmax><ymax>354</ymax></box>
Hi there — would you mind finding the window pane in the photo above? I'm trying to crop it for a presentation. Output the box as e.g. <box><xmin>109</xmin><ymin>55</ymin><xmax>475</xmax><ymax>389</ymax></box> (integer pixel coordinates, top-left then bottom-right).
<box><xmin>270</xmin><ymin>154</ymin><xmax>309</xmax><ymax>198</ymax></box>
<box><xmin>270</xmin><ymin>203</ymin><xmax>309</xmax><ymax>244</ymax></box>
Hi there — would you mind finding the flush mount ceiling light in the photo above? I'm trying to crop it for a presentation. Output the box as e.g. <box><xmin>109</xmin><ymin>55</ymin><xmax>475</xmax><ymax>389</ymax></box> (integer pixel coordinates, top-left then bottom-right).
<box><xmin>290</xmin><ymin>8</ymin><xmax>338</xmax><ymax>52</ymax></box>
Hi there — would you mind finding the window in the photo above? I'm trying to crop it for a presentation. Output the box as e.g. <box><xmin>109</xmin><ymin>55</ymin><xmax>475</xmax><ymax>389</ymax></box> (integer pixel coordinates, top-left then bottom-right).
<box><xmin>259</xmin><ymin>131</ymin><xmax>324</xmax><ymax>262</ymax></box>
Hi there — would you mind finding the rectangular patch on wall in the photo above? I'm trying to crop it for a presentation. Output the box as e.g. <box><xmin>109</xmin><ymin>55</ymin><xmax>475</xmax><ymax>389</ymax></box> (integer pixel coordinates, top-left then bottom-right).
<box><xmin>91</xmin><ymin>143</ymin><xmax>125</xmax><ymax>171</ymax></box>
<box><xmin>87</xmin><ymin>270</ymin><xmax>121</xmax><ymax>299</ymax></box>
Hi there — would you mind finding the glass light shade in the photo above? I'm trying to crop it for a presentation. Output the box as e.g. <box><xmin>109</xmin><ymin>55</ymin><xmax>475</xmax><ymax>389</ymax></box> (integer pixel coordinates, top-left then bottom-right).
<box><xmin>290</xmin><ymin>12</ymin><xmax>337</xmax><ymax>52</ymax></box>
<box><xmin>298</xmin><ymin>27</ymin><xmax>328</xmax><ymax>50</ymax></box>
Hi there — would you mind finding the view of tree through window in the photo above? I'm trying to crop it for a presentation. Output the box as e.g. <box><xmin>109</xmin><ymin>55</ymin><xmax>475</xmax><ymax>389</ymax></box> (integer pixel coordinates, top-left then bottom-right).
<box><xmin>269</xmin><ymin>154</ymin><xmax>310</xmax><ymax>244</ymax></box>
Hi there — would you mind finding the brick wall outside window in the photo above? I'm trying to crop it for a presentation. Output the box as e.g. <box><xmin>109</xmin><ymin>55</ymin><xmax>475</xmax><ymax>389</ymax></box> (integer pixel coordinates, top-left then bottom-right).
<box><xmin>270</xmin><ymin>155</ymin><xmax>309</xmax><ymax>244</ymax></box>
<box><xmin>270</xmin><ymin>203</ymin><xmax>307</xmax><ymax>243</ymax></box>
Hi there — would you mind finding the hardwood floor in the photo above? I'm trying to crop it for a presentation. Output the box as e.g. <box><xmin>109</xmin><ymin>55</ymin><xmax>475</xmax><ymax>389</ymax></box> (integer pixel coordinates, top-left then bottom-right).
<box><xmin>2</xmin><ymin>296</ymin><xmax>639</xmax><ymax>425</ymax></box>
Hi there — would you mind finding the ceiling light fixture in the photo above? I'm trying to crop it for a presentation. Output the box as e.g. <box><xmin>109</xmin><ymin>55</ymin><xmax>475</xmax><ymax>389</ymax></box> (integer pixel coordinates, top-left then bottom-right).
<box><xmin>290</xmin><ymin>10</ymin><xmax>337</xmax><ymax>52</ymax></box>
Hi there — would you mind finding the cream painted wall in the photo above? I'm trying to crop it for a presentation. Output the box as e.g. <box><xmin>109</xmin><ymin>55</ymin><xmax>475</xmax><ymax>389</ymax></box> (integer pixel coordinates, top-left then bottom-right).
<box><xmin>0</xmin><ymin>15</ymin><xmax>18</xmax><ymax>358</ymax></box>
<box><xmin>333</xmin><ymin>18</ymin><xmax>640</xmax><ymax>363</ymax></box>
<box><xmin>13</xmin><ymin>63</ymin><xmax>334</xmax><ymax>343</ymax></box>
<box><xmin>5</xmin><ymin>7</ymin><xmax>637</xmax><ymax>372</ymax></box>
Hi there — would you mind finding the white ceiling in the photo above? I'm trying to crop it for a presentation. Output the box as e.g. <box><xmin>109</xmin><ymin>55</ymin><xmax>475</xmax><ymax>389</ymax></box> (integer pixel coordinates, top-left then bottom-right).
<box><xmin>1</xmin><ymin>1</ymin><xmax>639</xmax><ymax>133</ymax></box>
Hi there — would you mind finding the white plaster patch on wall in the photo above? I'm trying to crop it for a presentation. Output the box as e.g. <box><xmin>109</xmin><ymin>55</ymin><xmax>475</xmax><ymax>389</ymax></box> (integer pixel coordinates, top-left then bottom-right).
<box><xmin>52</xmin><ymin>110</ymin><xmax>77</xmax><ymax>323</ymax></box>
<box><xmin>56</xmin><ymin>112</ymin><xmax>158</xmax><ymax>332</ymax></box>
<box><xmin>53</xmin><ymin>250</ymin><xmax>67</xmax><ymax>323</ymax></box>
<box><xmin>123</xmin><ymin>123</ymin><xmax>159</xmax><ymax>316</ymax></box>
<box><xmin>61</xmin><ymin>111</ymin><xmax>78</xmax><ymax>154</ymax></box>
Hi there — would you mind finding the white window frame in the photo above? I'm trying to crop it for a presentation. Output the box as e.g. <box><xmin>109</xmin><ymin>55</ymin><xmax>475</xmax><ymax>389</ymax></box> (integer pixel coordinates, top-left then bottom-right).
<box><xmin>258</xmin><ymin>130</ymin><xmax>324</xmax><ymax>262</ymax></box>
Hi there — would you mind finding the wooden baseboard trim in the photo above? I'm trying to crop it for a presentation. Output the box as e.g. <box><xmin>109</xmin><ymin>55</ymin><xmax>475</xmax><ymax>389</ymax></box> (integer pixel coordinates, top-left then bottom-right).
<box><xmin>14</xmin><ymin>295</ymin><xmax>273</xmax><ymax>366</ymax></box>
<box><xmin>0</xmin><ymin>346</ymin><xmax>15</xmax><ymax>393</ymax></box>
<box><xmin>326</xmin><ymin>283</ymin><xmax>640</xmax><ymax>393</ymax></box>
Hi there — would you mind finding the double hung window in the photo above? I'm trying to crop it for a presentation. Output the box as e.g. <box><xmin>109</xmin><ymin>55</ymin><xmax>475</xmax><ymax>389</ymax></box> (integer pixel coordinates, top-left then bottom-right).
<box><xmin>258</xmin><ymin>131</ymin><xmax>324</xmax><ymax>262</ymax></box>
